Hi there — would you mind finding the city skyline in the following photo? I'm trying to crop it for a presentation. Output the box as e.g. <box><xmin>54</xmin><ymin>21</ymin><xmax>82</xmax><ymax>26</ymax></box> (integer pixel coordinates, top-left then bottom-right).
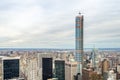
<box><xmin>0</xmin><ymin>0</ymin><xmax>120</xmax><ymax>48</ymax></box>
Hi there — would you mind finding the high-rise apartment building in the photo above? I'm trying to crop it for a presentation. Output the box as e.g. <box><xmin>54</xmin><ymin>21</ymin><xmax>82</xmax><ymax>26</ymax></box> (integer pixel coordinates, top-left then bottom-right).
<box><xmin>75</xmin><ymin>13</ymin><xmax>84</xmax><ymax>76</ymax></box>
<box><xmin>20</xmin><ymin>53</ymin><xmax>39</xmax><ymax>80</ymax></box>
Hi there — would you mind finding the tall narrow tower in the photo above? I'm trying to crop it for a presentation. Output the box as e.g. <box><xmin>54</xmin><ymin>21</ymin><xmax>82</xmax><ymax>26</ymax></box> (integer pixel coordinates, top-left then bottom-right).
<box><xmin>91</xmin><ymin>48</ymin><xmax>96</xmax><ymax>68</ymax></box>
<box><xmin>75</xmin><ymin>13</ymin><xmax>84</xmax><ymax>77</ymax></box>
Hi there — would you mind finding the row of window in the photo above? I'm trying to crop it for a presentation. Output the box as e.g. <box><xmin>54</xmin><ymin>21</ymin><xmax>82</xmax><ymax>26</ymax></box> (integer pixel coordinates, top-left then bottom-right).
<box><xmin>75</xmin><ymin>28</ymin><xmax>83</xmax><ymax>38</ymax></box>
<box><xmin>75</xmin><ymin>53</ymin><xmax>83</xmax><ymax>62</ymax></box>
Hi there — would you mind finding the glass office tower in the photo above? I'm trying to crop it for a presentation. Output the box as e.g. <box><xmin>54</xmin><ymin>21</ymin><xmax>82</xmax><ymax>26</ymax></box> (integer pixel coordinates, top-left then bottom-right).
<box><xmin>3</xmin><ymin>59</ymin><xmax>19</xmax><ymax>79</ymax></box>
<box><xmin>42</xmin><ymin>58</ymin><xmax>52</xmax><ymax>80</ymax></box>
<box><xmin>55</xmin><ymin>60</ymin><xmax>65</xmax><ymax>80</ymax></box>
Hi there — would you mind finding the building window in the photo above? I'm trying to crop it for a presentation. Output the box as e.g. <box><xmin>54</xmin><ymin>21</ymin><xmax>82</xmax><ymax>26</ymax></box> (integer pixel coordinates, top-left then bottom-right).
<box><xmin>76</xmin><ymin>17</ymin><xmax>80</xmax><ymax>22</ymax></box>
<box><xmin>76</xmin><ymin>23</ymin><xmax>80</xmax><ymax>27</ymax></box>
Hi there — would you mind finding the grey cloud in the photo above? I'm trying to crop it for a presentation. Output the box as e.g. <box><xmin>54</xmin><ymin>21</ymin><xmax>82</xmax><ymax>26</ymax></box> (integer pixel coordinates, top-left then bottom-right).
<box><xmin>0</xmin><ymin>0</ymin><xmax>120</xmax><ymax>48</ymax></box>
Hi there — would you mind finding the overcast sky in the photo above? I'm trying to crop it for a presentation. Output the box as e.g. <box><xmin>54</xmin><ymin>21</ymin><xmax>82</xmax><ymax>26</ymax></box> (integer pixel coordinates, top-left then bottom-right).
<box><xmin>0</xmin><ymin>0</ymin><xmax>120</xmax><ymax>48</ymax></box>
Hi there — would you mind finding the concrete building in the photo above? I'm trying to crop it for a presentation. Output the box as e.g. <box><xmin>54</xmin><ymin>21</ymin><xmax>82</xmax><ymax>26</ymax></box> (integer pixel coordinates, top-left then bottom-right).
<box><xmin>101</xmin><ymin>59</ymin><xmax>110</xmax><ymax>74</ymax></box>
<box><xmin>116</xmin><ymin>64</ymin><xmax>120</xmax><ymax>80</ymax></box>
<box><xmin>82</xmin><ymin>68</ymin><xmax>102</xmax><ymax>80</ymax></box>
<box><xmin>0</xmin><ymin>56</ymin><xmax>20</xmax><ymax>80</ymax></box>
<box><xmin>20</xmin><ymin>53</ymin><xmax>39</xmax><ymax>80</ymax></box>
<box><xmin>75</xmin><ymin>13</ymin><xmax>84</xmax><ymax>78</ymax></box>
<box><xmin>100</xmin><ymin>59</ymin><xmax>110</xmax><ymax>80</ymax></box>
<box><xmin>107</xmin><ymin>70</ymin><xmax>116</xmax><ymax>80</ymax></box>
<box><xmin>25</xmin><ymin>57</ymin><xmax>38</xmax><ymax>80</ymax></box>
<box><xmin>65</xmin><ymin>60</ymin><xmax>77</xmax><ymax>80</ymax></box>
<box><xmin>82</xmin><ymin>68</ymin><xmax>95</xmax><ymax>80</ymax></box>
<box><xmin>117</xmin><ymin>64</ymin><xmax>120</xmax><ymax>73</ymax></box>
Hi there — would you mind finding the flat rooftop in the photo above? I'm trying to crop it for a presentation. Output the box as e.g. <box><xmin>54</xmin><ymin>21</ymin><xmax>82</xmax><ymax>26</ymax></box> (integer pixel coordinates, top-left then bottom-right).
<box><xmin>0</xmin><ymin>56</ymin><xmax>20</xmax><ymax>60</ymax></box>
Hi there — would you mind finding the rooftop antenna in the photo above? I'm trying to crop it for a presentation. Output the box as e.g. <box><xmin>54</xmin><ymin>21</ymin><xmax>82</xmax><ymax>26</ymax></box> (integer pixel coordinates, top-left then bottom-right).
<box><xmin>79</xmin><ymin>12</ymin><xmax>81</xmax><ymax>15</ymax></box>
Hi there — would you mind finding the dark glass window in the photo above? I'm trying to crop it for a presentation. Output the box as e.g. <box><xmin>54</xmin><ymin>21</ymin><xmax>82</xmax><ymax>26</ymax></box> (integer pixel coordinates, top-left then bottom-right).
<box><xmin>55</xmin><ymin>60</ymin><xmax>65</xmax><ymax>80</ymax></box>
<box><xmin>3</xmin><ymin>59</ymin><xmax>19</xmax><ymax>79</ymax></box>
<box><xmin>42</xmin><ymin>58</ymin><xmax>52</xmax><ymax>80</ymax></box>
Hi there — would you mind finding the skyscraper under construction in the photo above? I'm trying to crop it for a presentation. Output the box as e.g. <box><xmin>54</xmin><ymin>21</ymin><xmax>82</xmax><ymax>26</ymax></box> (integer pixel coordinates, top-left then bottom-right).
<box><xmin>75</xmin><ymin>13</ymin><xmax>84</xmax><ymax>79</ymax></box>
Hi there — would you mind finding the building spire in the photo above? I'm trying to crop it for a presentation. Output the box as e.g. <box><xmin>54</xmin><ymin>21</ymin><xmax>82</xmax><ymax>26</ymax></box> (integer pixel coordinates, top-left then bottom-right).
<box><xmin>79</xmin><ymin>12</ymin><xmax>81</xmax><ymax>15</ymax></box>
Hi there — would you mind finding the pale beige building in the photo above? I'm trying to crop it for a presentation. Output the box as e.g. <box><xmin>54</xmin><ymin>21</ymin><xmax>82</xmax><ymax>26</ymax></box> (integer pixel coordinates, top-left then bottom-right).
<box><xmin>65</xmin><ymin>60</ymin><xmax>77</xmax><ymax>80</ymax></box>
<box><xmin>20</xmin><ymin>53</ymin><xmax>39</xmax><ymax>80</ymax></box>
